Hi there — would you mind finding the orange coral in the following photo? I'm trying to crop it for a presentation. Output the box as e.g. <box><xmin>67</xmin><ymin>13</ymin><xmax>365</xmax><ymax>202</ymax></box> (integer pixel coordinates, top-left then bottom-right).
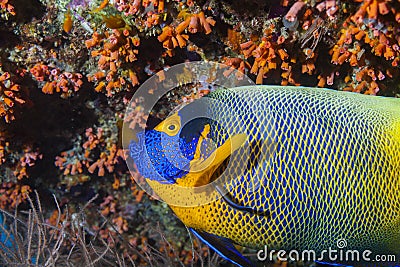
<box><xmin>0</xmin><ymin>182</ymin><xmax>31</xmax><ymax>210</ymax></box>
<box><xmin>123</xmin><ymin>96</ymin><xmax>148</xmax><ymax>129</ymax></box>
<box><xmin>237</xmin><ymin>38</ymin><xmax>299</xmax><ymax>85</ymax></box>
<box><xmin>221</xmin><ymin>57</ymin><xmax>251</xmax><ymax>80</ymax></box>
<box><xmin>350</xmin><ymin>0</ymin><xmax>392</xmax><ymax>23</ymax></box>
<box><xmin>112</xmin><ymin>216</ymin><xmax>129</xmax><ymax>234</ymax></box>
<box><xmin>115</xmin><ymin>0</ymin><xmax>165</xmax><ymax>16</ymax></box>
<box><xmin>315</xmin><ymin>0</ymin><xmax>338</xmax><ymax>19</ymax></box>
<box><xmin>285</xmin><ymin>1</ymin><xmax>305</xmax><ymax>22</ymax></box>
<box><xmin>0</xmin><ymin>135</ymin><xmax>8</xmax><ymax>165</ymax></box>
<box><xmin>0</xmin><ymin>0</ymin><xmax>15</xmax><ymax>16</ymax></box>
<box><xmin>328</xmin><ymin>1</ymin><xmax>400</xmax><ymax>94</ymax></box>
<box><xmin>100</xmin><ymin>195</ymin><xmax>117</xmax><ymax>216</ymax></box>
<box><xmin>83</xmin><ymin>127</ymin><xmax>103</xmax><ymax>150</ymax></box>
<box><xmin>0</xmin><ymin>68</ymin><xmax>26</xmax><ymax>123</ymax></box>
<box><xmin>30</xmin><ymin>64</ymin><xmax>83</xmax><ymax>98</ymax></box>
<box><xmin>87</xmin><ymin>143</ymin><xmax>124</xmax><ymax>176</ymax></box>
<box><xmin>113</xmin><ymin>0</ymin><xmax>165</xmax><ymax>32</ymax></box>
<box><xmin>86</xmin><ymin>29</ymin><xmax>140</xmax><ymax>96</ymax></box>
<box><xmin>158</xmin><ymin>11</ymin><xmax>215</xmax><ymax>56</ymax></box>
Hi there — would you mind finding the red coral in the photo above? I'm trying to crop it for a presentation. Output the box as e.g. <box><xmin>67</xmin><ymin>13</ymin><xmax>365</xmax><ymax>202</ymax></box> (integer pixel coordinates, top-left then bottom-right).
<box><xmin>285</xmin><ymin>1</ymin><xmax>306</xmax><ymax>22</ymax></box>
<box><xmin>328</xmin><ymin>1</ymin><xmax>400</xmax><ymax>94</ymax></box>
<box><xmin>55</xmin><ymin>150</ymin><xmax>85</xmax><ymax>176</ymax></box>
<box><xmin>123</xmin><ymin>96</ymin><xmax>148</xmax><ymax>129</ymax></box>
<box><xmin>115</xmin><ymin>0</ymin><xmax>165</xmax><ymax>16</ymax></box>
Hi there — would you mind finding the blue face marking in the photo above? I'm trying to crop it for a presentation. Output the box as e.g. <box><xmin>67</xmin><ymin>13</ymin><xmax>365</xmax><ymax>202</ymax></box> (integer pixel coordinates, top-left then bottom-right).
<box><xmin>129</xmin><ymin>128</ymin><xmax>200</xmax><ymax>183</ymax></box>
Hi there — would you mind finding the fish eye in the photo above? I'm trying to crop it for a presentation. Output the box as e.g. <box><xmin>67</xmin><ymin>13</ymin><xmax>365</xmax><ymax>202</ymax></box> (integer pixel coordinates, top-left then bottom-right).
<box><xmin>154</xmin><ymin>113</ymin><xmax>181</xmax><ymax>136</ymax></box>
<box><xmin>164</xmin><ymin>120</ymin><xmax>180</xmax><ymax>136</ymax></box>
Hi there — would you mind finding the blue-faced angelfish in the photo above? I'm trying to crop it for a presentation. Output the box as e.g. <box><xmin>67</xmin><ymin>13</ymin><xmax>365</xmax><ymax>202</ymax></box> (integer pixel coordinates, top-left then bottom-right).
<box><xmin>129</xmin><ymin>86</ymin><xmax>400</xmax><ymax>267</ymax></box>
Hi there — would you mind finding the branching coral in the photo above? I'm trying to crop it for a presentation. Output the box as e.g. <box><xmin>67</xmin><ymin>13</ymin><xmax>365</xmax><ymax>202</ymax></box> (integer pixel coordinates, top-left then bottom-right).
<box><xmin>115</xmin><ymin>0</ymin><xmax>166</xmax><ymax>16</ymax></box>
<box><xmin>81</xmin><ymin>124</ymin><xmax>125</xmax><ymax>177</ymax></box>
<box><xmin>0</xmin><ymin>128</ymin><xmax>42</xmax><ymax>182</ymax></box>
<box><xmin>220</xmin><ymin>0</ymin><xmax>400</xmax><ymax>94</ymax></box>
<box><xmin>123</xmin><ymin>95</ymin><xmax>148</xmax><ymax>129</ymax></box>
<box><xmin>87</xmin><ymin>143</ymin><xmax>124</xmax><ymax>176</ymax></box>
<box><xmin>2</xmin><ymin>0</ymin><xmax>400</xmax><ymax>265</ymax></box>
<box><xmin>114</xmin><ymin>0</ymin><xmax>166</xmax><ymax>30</ymax></box>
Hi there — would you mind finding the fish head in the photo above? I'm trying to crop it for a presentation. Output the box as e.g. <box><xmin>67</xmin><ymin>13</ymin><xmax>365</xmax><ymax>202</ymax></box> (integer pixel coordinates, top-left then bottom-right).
<box><xmin>129</xmin><ymin>108</ymin><xmax>213</xmax><ymax>184</ymax></box>
<box><xmin>129</xmin><ymin>100</ymin><xmax>247</xmax><ymax>187</ymax></box>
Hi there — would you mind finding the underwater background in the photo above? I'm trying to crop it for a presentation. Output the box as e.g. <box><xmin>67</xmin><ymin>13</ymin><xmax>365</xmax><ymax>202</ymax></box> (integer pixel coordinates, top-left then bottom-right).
<box><xmin>0</xmin><ymin>0</ymin><xmax>399</xmax><ymax>266</ymax></box>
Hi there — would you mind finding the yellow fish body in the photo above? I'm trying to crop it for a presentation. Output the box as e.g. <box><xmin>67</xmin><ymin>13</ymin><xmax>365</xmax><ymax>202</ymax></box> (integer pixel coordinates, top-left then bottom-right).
<box><xmin>129</xmin><ymin>86</ymin><xmax>400</xmax><ymax>266</ymax></box>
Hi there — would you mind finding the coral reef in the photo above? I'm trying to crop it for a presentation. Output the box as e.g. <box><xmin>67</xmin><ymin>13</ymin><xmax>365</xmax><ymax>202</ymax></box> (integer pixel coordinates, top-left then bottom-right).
<box><xmin>0</xmin><ymin>0</ymin><xmax>399</xmax><ymax>266</ymax></box>
<box><xmin>220</xmin><ymin>0</ymin><xmax>400</xmax><ymax>94</ymax></box>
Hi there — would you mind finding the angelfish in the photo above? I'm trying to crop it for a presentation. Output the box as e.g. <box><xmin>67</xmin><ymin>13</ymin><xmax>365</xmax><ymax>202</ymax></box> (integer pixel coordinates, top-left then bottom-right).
<box><xmin>129</xmin><ymin>86</ymin><xmax>400</xmax><ymax>266</ymax></box>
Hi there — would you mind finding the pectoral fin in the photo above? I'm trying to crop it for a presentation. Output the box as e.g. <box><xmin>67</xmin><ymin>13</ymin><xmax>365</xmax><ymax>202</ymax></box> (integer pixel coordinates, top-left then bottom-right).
<box><xmin>176</xmin><ymin>133</ymin><xmax>247</xmax><ymax>187</ymax></box>
<box><xmin>191</xmin><ymin>133</ymin><xmax>247</xmax><ymax>172</ymax></box>
<box><xmin>190</xmin><ymin>228</ymin><xmax>255</xmax><ymax>267</ymax></box>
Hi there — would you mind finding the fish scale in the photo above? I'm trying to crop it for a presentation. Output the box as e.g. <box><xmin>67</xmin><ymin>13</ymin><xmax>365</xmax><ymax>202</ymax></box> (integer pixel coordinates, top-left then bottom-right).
<box><xmin>129</xmin><ymin>86</ymin><xmax>400</xmax><ymax>265</ymax></box>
